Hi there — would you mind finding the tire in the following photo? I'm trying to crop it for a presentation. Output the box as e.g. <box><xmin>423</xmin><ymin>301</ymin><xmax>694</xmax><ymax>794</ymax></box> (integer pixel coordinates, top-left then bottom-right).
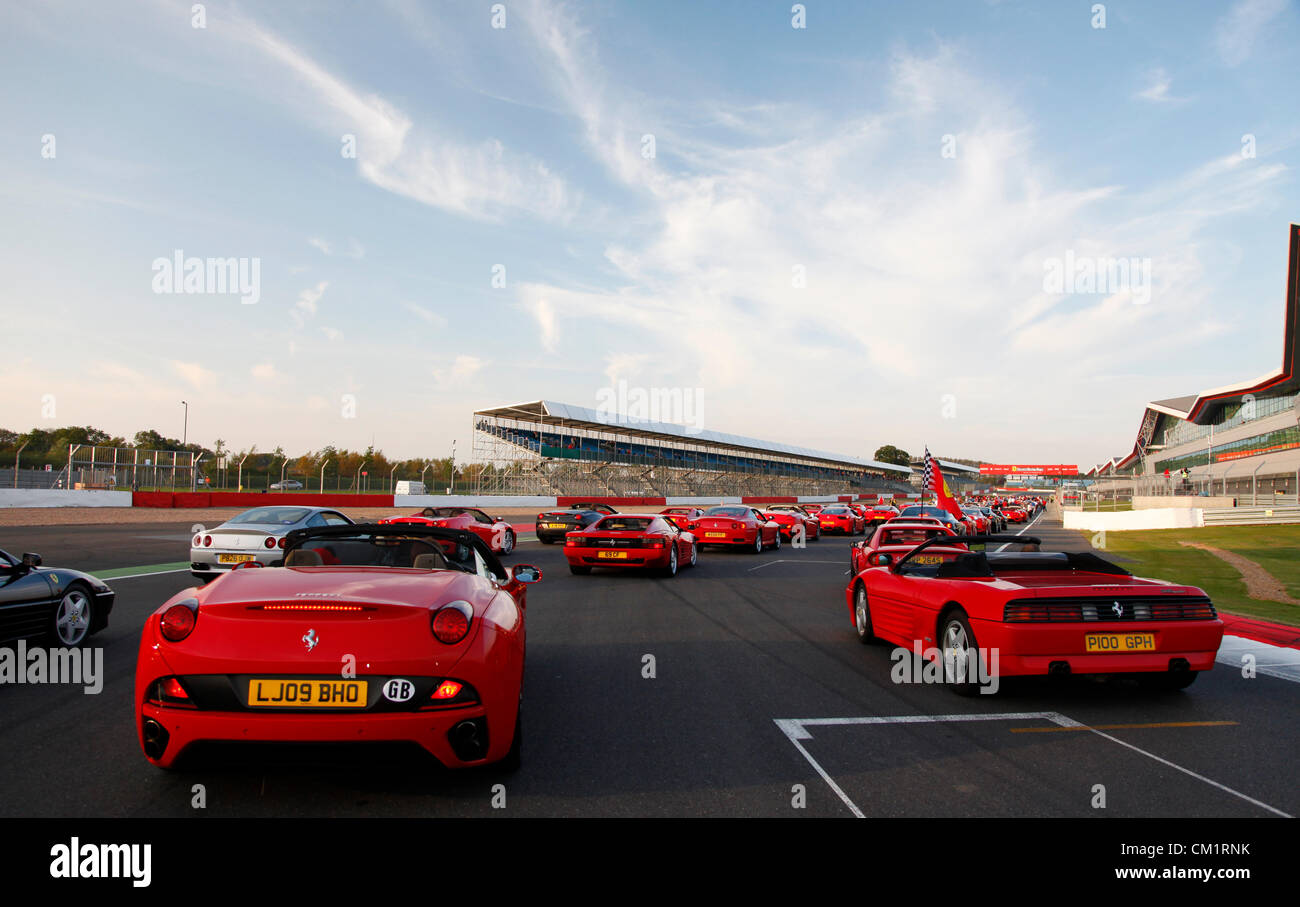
<box><xmin>752</xmin><ymin>532</ymin><xmax>764</xmax><ymax>554</ymax></box>
<box><xmin>773</xmin><ymin>531</ymin><xmax>781</xmax><ymax>551</ymax></box>
<box><xmin>1138</xmin><ymin>671</ymin><xmax>1198</xmax><ymax>691</ymax></box>
<box><xmin>49</xmin><ymin>584</ymin><xmax>94</xmax><ymax>648</ymax></box>
<box><xmin>687</xmin><ymin>542</ymin><xmax>699</xmax><ymax>567</ymax></box>
<box><xmin>538</xmin><ymin>534</ymin><xmax>555</xmax><ymax>545</ymax></box>
<box><xmin>501</xmin><ymin>528</ymin><xmax>515</xmax><ymax>555</ymax></box>
<box><xmin>939</xmin><ymin>610</ymin><xmax>983</xmax><ymax>697</ymax></box>
<box><xmin>853</xmin><ymin>583</ymin><xmax>874</xmax><ymax>644</ymax></box>
<box><xmin>569</xmin><ymin>565</ymin><xmax>592</xmax><ymax>575</ymax></box>
<box><xmin>661</xmin><ymin>545</ymin><xmax>678</xmax><ymax>578</ymax></box>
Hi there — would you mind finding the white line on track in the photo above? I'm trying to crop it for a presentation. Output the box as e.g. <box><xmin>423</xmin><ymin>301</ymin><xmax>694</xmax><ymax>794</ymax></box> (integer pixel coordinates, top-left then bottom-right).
<box><xmin>995</xmin><ymin>509</ymin><xmax>1044</xmax><ymax>551</ymax></box>
<box><xmin>103</xmin><ymin>569</ymin><xmax>188</xmax><ymax>580</ymax></box>
<box><xmin>747</xmin><ymin>559</ymin><xmax>845</xmax><ymax>571</ymax></box>
<box><xmin>774</xmin><ymin>711</ymin><xmax>1292</xmax><ymax>818</ymax></box>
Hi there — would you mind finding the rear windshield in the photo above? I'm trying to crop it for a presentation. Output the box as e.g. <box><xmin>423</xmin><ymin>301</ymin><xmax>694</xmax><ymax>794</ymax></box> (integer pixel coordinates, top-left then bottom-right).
<box><xmin>596</xmin><ymin>517</ymin><xmax>654</xmax><ymax>531</ymax></box>
<box><xmin>229</xmin><ymin>507</ymin><xmax>311</xmax><ymax>525</ymax></box>
<box><xmin>704</xmin><ymin>507</ymin><xmax>750</xmax><ymax>517</ymax></box>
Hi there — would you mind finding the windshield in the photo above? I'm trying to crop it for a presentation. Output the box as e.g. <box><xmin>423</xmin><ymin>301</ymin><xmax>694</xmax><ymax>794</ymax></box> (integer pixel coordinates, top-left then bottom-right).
<box><xmin>229</xmin><ymin>507</ymin><xmax>312</xmax><ymax>525</ymax></box>
<box><xmin>899</xmin><ymin>506</ymin><xmax>950</xmax><ymax>520</ymax></box>
<box><xmin>704</xmin><ymin>506</ymin><xmax>750</xmax><ymax>517</ymax></box>
<box><xmin>288</xmin><ymin>531</ymin><xmax>493</xmax><ymax>576</ymax></box>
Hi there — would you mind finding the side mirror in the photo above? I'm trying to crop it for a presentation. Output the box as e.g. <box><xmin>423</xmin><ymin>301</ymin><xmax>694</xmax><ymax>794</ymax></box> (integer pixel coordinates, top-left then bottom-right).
<box><xmin>21</xmin><ymin>552</ymin><xmax>42</xmax><ymax>569</ymax></box>
<box><xmin>874</xmin><ymin>552</ymin><xmax>894</xmax><ymax>567</ymax></box>
<box><xmin>511</xmin><ymin>564</ymin><xmax>542</xmax><ymax>584</ymax></box>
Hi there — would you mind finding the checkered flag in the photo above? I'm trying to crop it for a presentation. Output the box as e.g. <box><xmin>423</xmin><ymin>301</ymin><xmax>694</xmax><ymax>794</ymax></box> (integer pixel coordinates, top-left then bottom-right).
<box><xmin>922</xmin><ymin>447</ymin><xmax>934</xmax><ymax>493</ymax></box>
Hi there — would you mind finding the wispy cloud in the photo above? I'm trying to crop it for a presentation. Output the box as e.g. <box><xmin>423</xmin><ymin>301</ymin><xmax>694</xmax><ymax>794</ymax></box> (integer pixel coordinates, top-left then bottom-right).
<box><xmin>171</xmin><ymin>360</ymin><xmax>215</xmax><ymax>389</ymax></box>
<box><xmin>1135</xmin><ymin>67</ymin><xmax>1186</xmax><ymax>103</ymax></box>
<box><xmin>1215</xmin><ymin>0</ymin><xmax>1288</xmax><ymax>67</ymax></box>
<box><xmin>402</xmin><ymin>301</ymin><xmax>446</xmax><ymax>327</ymax></box>
<box><xmin>241</xmin><ymin>21</ymin><xmax>574</xmax><ymax>222</ymax></box>
<box><xmin>291</xmin><ymin>281</ymin><xmax>328</xmax><ymax>328</ymax></box>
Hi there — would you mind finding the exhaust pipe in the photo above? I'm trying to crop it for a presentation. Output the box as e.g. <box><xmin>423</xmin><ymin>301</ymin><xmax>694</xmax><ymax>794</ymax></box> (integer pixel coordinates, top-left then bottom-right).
<box><xmin>1048</xmin><ymin>661</ymin><xmax>1071</xmax><ymax>676</ymax></box>
<box><xmin>143</xmin><ymin>719</ymin><xmax>170</xmax><ymax>760</ymax></box>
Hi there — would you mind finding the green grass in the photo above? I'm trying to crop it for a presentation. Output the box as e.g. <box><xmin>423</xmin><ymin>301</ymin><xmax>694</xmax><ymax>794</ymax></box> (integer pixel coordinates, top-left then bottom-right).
<box><xmin>1098</xmin><ymin>525</ymin><xmax>1300</xmax><ymax>626</ymax></box>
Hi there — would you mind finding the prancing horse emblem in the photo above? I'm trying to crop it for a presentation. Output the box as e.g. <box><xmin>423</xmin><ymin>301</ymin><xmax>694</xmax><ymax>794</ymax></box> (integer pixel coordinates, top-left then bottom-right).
<box><xmin>303</xmin><ymin>629</ymin><xmax>319</xmax><ymax>651</ymax></box>
<box><xmin>1112</xmin><ymin>601</ymin><xmax>1124</xmax><ymax>618</ymax></box>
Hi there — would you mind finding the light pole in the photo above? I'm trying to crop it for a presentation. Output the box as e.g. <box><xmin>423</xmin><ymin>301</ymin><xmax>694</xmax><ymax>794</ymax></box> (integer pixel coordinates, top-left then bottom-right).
<box><xmin>449</xmin><ymin>440</ymin><xmax>456</xmax><ymax>495</ymax></box>
<box><xmin>181</xmin><ymin>400</ymin><xmax>188</xmax><ymax>447</ymax></box>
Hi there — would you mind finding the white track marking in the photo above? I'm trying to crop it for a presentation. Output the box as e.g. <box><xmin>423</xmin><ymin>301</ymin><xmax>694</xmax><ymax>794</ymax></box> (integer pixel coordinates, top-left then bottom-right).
<box><xmin>102</xmin><ymin>568</ymin><xmax>188</xmax><ymax>580</ymax></box>
<box><xmin>995</xmin><ymin>509</ymin><xmax>1043</xmax><ymax>551</ymax></box>
<box><xmin>1077</xmin><ymin>725</ymin><xmax>1293</xmax><ymax>817</ymax></box>
<box><xmin>747</xmin><ymin>559</ymin><xmax>844</xmax><ymax>571</ymax></box>
<box><xmin>1216</xmin><ymin>636</ymin><xmax>1300</xmax><ymax>683</ymax></box>
<box><xmin>775</xmin><ymin>711</ymin><xmax>1290</xmax><ymax>818</ymax></box>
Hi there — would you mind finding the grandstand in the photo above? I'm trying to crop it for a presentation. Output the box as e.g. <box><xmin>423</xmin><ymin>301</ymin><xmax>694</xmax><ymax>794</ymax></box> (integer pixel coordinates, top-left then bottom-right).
<box><xmin>470</xmin><ymin>400</ymin><xmax>914</xmax><ymax>497</ymax></box>
<box><xmin>1089</xmin><ymin>223</ymin><xmax>1300</xmax><ymax>503</ymax></box>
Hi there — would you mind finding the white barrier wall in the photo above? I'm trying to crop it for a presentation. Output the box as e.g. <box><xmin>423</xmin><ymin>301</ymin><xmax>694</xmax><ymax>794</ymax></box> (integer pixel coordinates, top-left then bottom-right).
<box><xmin>395</xmin><ymin>495</ymin><xmax>560</xmax><ymax>509</ymax></box>
<box><xmin>1063</xmin><ymin>508</ymin><xmax>1204</xmax><ymax>532</ymax></box>
<box><xmin>0</xmin><ymin>489</ymin><xmax>132</xmax><ymax>508</ymax></box>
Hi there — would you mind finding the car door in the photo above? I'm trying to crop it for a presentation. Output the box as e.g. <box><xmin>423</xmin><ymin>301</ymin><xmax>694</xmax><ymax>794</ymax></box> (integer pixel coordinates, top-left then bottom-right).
<box><xmin>0</xmin><ymin>553</ymin><xmax>57</xmax><ymax>643</ymax></box>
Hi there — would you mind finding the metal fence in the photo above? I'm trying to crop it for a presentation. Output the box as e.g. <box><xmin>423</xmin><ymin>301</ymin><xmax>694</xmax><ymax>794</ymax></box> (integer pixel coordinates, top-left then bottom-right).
<box><xmin>0</xmin><ymin>466</ymin><xmax>71</xmax><ymax>489</ymax></box>
<box><xmin>1202</xmin><ymin>506</ymin><xmax>1300</xmax><ymax>526</ymax></box>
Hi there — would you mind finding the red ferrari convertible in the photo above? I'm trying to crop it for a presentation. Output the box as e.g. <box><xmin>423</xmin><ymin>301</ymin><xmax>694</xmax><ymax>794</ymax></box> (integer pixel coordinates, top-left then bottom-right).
<box><xmin>564</xmin><ymin>514</ymin><xmax>698</xmax><ymax>576</ymax></box>
<box><xmin>136</xmin><ymin>525</ymin><xmax>540</xmax><ymax>770</ymax></box>
<box><xmin>381</xmin><ymin>507</ymin><xmax>517</xmax><ymax>555</ymax></box>
<box><xmin>847</xmin><ymin>535</ymin><xmax>1223</xmax><ymax>695</ymax></box>
<box><xmin>849</xmin><ymin>522</ymin><xmax>960</xmax><ymax>575</ymax></box>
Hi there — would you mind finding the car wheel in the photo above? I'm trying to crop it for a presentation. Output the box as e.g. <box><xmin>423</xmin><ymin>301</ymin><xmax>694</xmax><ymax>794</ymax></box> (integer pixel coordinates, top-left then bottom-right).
<box><xmin>1138</xmin><ymin>671</ymin><xmax>1198</xmax><ymax>691</ymax></box>
<box><xmin>50</xmin><ymin>585</ymin><xmax>93</xmax><ymax>648</ymax></box>
<box><xmin>569</xmin><ymin>565</ymin><xmax>592</xmax><ymax>575</ymax></box>
<box><xmin>940</xmin><ymin>611</ymin><xmax>983</xmax><ymax>697</ymax></box>
<box><xmin>853</xmin><ymin>584</ymin><xmax>874</xmax><ymax>644</ymax></box>
<box><xmin>661</xmin><ymin>544</ymin><xmax>679</xmax><ymax>578</ymax></box>
<box><xmin>773</xmin><ymin>530</ymin><xmax>781</xmax><ymax>551</ymax></box>
<box><xmin>753</xmin><ymin>532</ymin><xmax>764</xmax><ymax>554</ymax></box>
<box><xmin>501</xmin><ymin>528</ymin><xmax>515</xmax><ymax>555</ymax></box>
<box><xmin>538</xmin><ymin>535</ymin><xmax>555</xmax><ymax>545</ymax></box>
<box><xmin>688</xmin><ymin>542</ymin><xmax>698</xmax><ymax>567</ymax></box>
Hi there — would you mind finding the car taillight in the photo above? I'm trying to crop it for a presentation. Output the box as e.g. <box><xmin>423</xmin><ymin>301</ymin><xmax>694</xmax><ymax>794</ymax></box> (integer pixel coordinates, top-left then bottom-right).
<box><xmin>192</xmin><ymin>534</ymin><xmax>201</xmax><ymax>546</ymax></box>
<box><xmin>162</xmin><ymin>678</ymin><xmax>189</xmax><ymax>700</ymax></box>
<box><xmin>160</xmin><ymin>602</ymin><xmax>197</xmax><ymax>642</ymax></box>
<box><xmin>203</xmin><ymin>535</ymin><xmax>212</xmax><ymax>547</ymax></box>
<box><xmin>731</xmin><ymin>522</ymin><xmax>743</xmax><ymax>529</ymax></box>
<box><xmin>644</xmin><ymin>537</ymin><xmax>665</xmax><ymax>547</ymax></box>
<box><xmin>278</xmin><ymin>537</ymin><xmax>288</xmax><ymax>549</ymax></box>
<box><xmin>537</xmin><ymin>513</ymin><xmax>546</xmax><ymax>520</ymax></box>
<box><xmin>431</xmin><ymin>602</ymin><xmax>473</xmax><ymax>644</ymax></box>
<box><xmin>264</xmin><ymin>536</ymin><xmax>277</xmax><ymax>549</ymax></box>
<box><xmin>565</xmin><ymin>536</ymin><xmax>581</xmax><ymax>546</ymax></box>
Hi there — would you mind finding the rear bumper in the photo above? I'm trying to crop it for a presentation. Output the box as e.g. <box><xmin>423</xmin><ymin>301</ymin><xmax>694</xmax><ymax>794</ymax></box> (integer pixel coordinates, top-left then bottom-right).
<box><xmin>138</xmin><ymin>701</ymin><xmax>512</xmax><ymax>768</ymax></box>
<box><xmin>976</xmin><ymin>619</ymin><xmax>1225</xmax><ymax>676</ymax></box>
<box><xmin>696</xmin><ymin>530</ymin><xmax>756</xmax><ymax>546</ymax></box>
<box><xmin>564</xmin><ymin>546</ymin><xmax>671</xmax><ymax>567</ymax></box>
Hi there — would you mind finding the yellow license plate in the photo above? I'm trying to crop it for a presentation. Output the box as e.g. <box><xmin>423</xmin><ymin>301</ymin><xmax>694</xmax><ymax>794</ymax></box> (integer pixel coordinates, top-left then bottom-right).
<box><xmin>545</xmin><ymin>522</ymin><xmax>569</xmax><ymax>529</ymax></box>
<box><xmin>1085</xmin><ymin>633</ymin><xmax>1156</xmax><ymax>652</ymax></box>
<box><xmin>247</xmin><ymin>679</ymin><xmax>368</xmax><ymax>708</ymax></box>
<box><xmin>912</xmin><ymin>555</ymin><xmax>943</xmax><ymax>564</ymax></box>
<box><xmin>705</xmin><ymin>532</ymin><xmax>727</xmax><ymax>538</ymax></box>
<box><xmin>597</xmin><ymin>551</ymin><xmax>629</xmax><ymax>559</ymax></box>
<box><xmin>218</xmin><ymin>553</ymin><xmax>256</xmax><ymax>564</ymax></box>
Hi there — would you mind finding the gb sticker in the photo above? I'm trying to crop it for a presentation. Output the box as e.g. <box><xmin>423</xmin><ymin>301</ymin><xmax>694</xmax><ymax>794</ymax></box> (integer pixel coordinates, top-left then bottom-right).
<box><xmin>383</xmin><ymin>678</ymin><xmax>415</xmax><ymax>702</ymax></box>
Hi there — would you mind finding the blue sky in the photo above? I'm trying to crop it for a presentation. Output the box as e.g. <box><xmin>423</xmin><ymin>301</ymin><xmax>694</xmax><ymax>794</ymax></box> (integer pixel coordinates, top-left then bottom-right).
<box><xmin>1</xmin><ymin>0</ymin><xmax>1297</xmax><ymax>468</ymax></box>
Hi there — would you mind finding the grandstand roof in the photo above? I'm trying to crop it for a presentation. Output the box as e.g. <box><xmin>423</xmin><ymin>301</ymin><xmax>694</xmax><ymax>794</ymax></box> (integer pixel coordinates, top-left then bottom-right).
<box><xmin>474</xmin><ymin>400</ymin><xmax>913</xmax><ymax>474</ymax></box>
<box><xmin>1093</xmin><ymin>223</ymin><xmax>1300</xmax><ymax>473</ymax></box>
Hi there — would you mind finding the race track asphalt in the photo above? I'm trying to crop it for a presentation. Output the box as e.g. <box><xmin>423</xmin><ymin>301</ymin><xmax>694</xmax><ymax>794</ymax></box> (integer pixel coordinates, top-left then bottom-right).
<box><xmin>1</xmin><ymin>508</ymin><xmax>1296</xmax><ymax>818</ymax></box>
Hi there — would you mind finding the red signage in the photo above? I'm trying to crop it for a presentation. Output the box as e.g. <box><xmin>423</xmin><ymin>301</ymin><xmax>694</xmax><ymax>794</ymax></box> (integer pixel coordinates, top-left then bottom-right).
<box><xmin>979</xmin><ymin>464</ymin><xmax>1077</xmax><ymax>476</ymax></box>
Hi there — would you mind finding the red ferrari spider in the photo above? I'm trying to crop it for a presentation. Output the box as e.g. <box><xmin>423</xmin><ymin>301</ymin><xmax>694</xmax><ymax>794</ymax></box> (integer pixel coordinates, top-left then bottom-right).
<box><xmin>381</xmin><ymin>507</ymin><xmax>517</xmax><ymax>555</ymax></box>
<box><xmin>847</xmin><ymin>534</ymin><xmax>1223</xmax><ymax>695</ymax></box>
<box><xmin>564</xmin><ymin>514</ymin><xmax>698</xmax><ymax>576</ymax></box>
<box><xmin>136</xmin><ymin>525</ymin><xmax>540</xmax><ymax>770</ymax></box>
<box><xmin>817</xmin><ymin>504</ymin><xmax>866</xmax><ymax>535</ymax></box>
<box><xmin>849</xmin><ymin>522</ymin><xmax>960</xmax><ymax>575</ymax></box>
<box><xmin>692</xmin><ymin>505</ymin><xmax>781</xmax><ymax>552</ymax></box>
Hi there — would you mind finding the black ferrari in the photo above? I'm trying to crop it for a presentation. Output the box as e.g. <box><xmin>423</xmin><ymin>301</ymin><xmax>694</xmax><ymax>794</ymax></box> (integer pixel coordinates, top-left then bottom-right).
<box><xmin>0</xmin><ymin>549</ymin><xmax>115</xmax><ymax>648</ymax></box>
